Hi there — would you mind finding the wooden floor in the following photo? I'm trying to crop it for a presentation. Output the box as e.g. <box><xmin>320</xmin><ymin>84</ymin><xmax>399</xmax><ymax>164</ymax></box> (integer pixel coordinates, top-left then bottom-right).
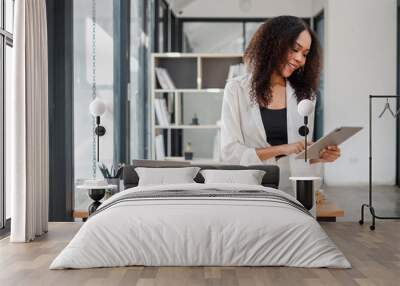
<box><xmin>1</xmin><ymin>222</ymin><xmax>400</xmax><ymax>286</ymax></box>
<box><xmin>323</xmin><ymin>185</ymin><xmax>400</xmax><ymax>221</ymax></box>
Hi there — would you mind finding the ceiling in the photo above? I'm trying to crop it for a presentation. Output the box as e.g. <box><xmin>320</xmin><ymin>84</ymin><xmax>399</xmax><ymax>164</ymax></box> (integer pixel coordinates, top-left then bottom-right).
<box><xmin>164</xmin><ymin>0</ymin><xmax>315</xmax><ymax>18</ymax></box>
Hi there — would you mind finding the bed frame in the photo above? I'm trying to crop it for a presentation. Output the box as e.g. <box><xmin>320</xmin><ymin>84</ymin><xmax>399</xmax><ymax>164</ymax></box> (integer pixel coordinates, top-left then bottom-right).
<box><xmin>122</xmin><ymin>160</ymin><xmax>280</xmax><ymax>190</ymax></box>
<box><xmin>73</xmin><ymin>160</ymin><xmax>344</xmax><ymax>222</ymax></box>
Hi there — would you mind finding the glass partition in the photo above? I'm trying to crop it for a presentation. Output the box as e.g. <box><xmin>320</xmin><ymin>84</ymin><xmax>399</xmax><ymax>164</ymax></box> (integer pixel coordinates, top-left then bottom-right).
<box><xmin>73</xmin><ymin>0</ymin><xmax>114</xmax><ymax>210</ymax></box>
<box><xmin>183</xmin><ymin>22</ymin><xmax>243</xmax><ymax>53</ymax></box>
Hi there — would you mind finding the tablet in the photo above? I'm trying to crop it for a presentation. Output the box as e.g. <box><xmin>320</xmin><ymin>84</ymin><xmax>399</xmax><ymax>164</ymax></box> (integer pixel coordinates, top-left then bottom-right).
<box><xmin>295</xmin><ymin>126</ymin><xmax>363</xmax><ymax>160</ymax></box>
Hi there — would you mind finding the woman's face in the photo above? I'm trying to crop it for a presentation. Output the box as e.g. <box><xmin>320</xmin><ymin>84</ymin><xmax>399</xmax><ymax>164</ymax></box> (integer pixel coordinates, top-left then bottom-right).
<box><xmin>280</xmin><ymin>30</ymin><xmax>312</xmax><ymax>78</ymax></box>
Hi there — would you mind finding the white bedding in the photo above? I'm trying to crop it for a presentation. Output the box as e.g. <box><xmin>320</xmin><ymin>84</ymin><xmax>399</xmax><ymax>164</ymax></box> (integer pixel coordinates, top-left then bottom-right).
<box><xmin>50</xmin><ymin>183</ymin><xmax>351</xmax><ymax>269</ymax></box>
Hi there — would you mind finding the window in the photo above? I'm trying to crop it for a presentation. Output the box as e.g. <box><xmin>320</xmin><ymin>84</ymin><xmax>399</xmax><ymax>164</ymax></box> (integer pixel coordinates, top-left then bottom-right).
<box><xmin>244</xmin><ymin>22</ymin><xmax>263</xmax><ymax>48</ymax></box>
<box><xmin>313</xmin><ymin>11</ymin><xmax>324</xmax><ymax>141</ymax></box>
<box><xmin>130</xmin><ymin>0</ymin><xmax>149</xmax><ymax>159</ymax></box>
<box><xmin>183</xmin><ymin>22</ymin><xmax>244</xmax><ymax>53</ymax></box>
<box><xmin>1</xmin><ymin>0</ymin><xmax>14</xmax><ymax>230</ymax></box>
<box><xmin>71</xmin><ymin>0</ymin><xmax>149</xmax><ymax>215</ymax></box>
<box><xmin>156</xmin><ymin>0</ymin><xmax>168</xmax><ymax>52</ymax></box>
<box><xmin>181</xmin><ymin>20</ymin><xmax>267</xmax><ymax>53</ymax></box>
<box><xmin>5</xmin><ymin>0</ymin><xmax>13</xmax><ymax>33</ymax></box>
<box><xmin>73</xmin><ymin>0</ymin><xmax>115</xmax><ymax>211</ymax></box>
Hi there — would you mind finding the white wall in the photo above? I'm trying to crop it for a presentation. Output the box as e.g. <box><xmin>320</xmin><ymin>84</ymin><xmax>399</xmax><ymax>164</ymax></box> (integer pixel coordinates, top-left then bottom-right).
<box><xmin>322</xmin><ymin>0</ymin><xmax>397</xmax><ymax>185</ymax></box>
<box><xmin>168</xmin><ymin>0</ymin><xmax>313</xmax><ymax>18</ymax></box>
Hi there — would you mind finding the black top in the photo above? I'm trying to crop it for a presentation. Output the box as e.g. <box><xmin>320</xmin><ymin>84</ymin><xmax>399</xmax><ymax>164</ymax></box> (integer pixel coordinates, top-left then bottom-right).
<box><xmin>259</xmin><ymin>107</ymin><xmax>288</xmax><ymax>146</ymax></box>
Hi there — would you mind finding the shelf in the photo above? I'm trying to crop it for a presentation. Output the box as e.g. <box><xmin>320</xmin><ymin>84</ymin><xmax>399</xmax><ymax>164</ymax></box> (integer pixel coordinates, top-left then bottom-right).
<box><xmin>155</xmin><ymin>125</ymin><xmax>220</xmax><ymax>129</ymax></box>
<box><xmin>151</xmin><ymin>53</ymin><xmax>243</xmax><ymax>160</ymax></box>
<box><xmin>317</xmin><ymin>201</ymin><xmax>345</xmax><ymax>218</ymax></box>
<box><xmin>73</xmin><ymin>211</ymin><xmax>88</xmax><ymax>219</ymax></box>
<box><xmin>154</xmin><ymin>88</ymin><xmax>224</xmax><ymax>93</ymax></box>
<box><xmin>201</xmin><ymin>57</ymin><xmax>243</xmax><ymax>88</ymax></box>
<box><xmin>155</xmin><ymin>57</ymin><xmax>197</xmax><ymax>89</ymax></box>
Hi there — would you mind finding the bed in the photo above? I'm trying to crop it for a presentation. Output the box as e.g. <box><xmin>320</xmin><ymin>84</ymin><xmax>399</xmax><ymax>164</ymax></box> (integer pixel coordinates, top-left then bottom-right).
<box><xmin>50</xmin><ymin>162</ymin><xmax>350</xmax><ymax>269</ymax></box>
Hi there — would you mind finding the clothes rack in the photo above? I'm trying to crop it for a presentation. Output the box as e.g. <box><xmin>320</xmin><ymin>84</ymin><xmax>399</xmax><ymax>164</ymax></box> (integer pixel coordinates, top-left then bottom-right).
<box><xmin>359</xmin><ymin>95</ymin><xmax>400</xmax><ymax>230</ymax></box>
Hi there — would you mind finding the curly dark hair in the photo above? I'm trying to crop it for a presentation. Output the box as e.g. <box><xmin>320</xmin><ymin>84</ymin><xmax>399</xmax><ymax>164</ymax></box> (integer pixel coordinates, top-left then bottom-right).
<box><xmin>244</xmin><ymin>15</ymin><xmax>321</xmax><ymax>105</ymax></box>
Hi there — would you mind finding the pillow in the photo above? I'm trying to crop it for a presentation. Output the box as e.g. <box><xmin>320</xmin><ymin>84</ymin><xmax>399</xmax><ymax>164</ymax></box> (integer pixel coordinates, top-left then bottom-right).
<box><xmin>200</xmin><ymin>169</ymin><xmax>266</xmax><ymax>185</ymax></box>
<box><xmin>135</xmin><ymin>167</ymin><xmax>201</xmax><ymax>186</ymax></box>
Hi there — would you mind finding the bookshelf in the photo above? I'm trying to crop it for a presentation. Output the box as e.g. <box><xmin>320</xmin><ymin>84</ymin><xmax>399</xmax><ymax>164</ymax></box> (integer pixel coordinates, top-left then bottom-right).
<box><xmin>150</xmin><ymin>53</ymin><xmax>244</xmax><ymax>163</ymax></box>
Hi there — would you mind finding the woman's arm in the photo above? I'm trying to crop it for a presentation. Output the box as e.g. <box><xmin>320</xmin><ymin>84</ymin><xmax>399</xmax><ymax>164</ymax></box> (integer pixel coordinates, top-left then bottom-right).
<box><xmin>256</xmin><ymin>141</ymin><xmax>306</xmax><ymax>161</ymax></box>
<box><xmin>220</xmin><ymin>81</ymin><xmax>264</xmax><ymax>165</ymax></box>
<box><xmin>256</xmin><ymin>146</ymin><xmax>284</xmax><ymax>161</ymax></box>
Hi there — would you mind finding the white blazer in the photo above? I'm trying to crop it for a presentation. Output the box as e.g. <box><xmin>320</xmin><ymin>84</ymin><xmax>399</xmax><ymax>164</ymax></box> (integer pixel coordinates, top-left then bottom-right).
<box><xmin>220</xmin><ymin>73</ymin><xmax>321</xmax><ymax>187</ymax></box>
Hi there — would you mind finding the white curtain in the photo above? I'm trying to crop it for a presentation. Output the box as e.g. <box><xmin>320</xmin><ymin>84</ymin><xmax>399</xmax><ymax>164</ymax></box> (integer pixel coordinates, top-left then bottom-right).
<box><xmin>8</xmin><ymin>0</ymin><xmax>49</xmax><ymax>242</ymax></box>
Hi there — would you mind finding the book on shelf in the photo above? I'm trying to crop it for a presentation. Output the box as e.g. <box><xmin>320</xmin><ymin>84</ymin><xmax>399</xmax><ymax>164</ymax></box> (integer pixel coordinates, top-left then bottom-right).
<box><xmin>154</xmin><ymin>98</ymin><xmax>170</xmax><ymax>126</ymax></box>
<box><xmin>154</xmin><ymin>99</ymin><xmax>165</xmax><ymax>126</ymax></box>
<box><xmin>167</xmin><ymin>93</ymin><xmax>174</xmax><ymax>114</ymax></box>
<box><xmin>155</xmin><ymin>67</ymin><xmax>176</xmax><ymax>90</ymax></box>
<box><xmin>227</xmin><ymin>63</ymin><xmax>246</xmax><ymax>80</ymax></box>
<box><xmin>155</xmin><ymin>134</ymin><xmax>165</xmax><ymax>160</ymax></box>
<box><xmin>160</xmin><ymin>98</ymin><xmax>171</xmax><ymax>124</ymax></box>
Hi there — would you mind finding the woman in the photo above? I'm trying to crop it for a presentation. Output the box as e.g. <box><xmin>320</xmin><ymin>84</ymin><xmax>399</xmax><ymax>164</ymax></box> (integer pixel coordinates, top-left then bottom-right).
<box><xmin>220</xmin><ymin>16</ymin><xmax>340</xmax><ymax>193</ymax></box>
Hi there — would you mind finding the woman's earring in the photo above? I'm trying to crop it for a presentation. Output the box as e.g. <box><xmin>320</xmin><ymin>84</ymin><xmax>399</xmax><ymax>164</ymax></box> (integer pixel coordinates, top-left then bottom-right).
<box><xmin>298</xmin><ymin>66</ymin><xmax>304</xmax><ymax>73</ymax></box>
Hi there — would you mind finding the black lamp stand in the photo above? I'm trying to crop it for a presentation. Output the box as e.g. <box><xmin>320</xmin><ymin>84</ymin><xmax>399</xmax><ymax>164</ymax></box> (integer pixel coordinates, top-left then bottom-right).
<box><xmin>88</xmin><ymin>188</ymin><xmax>106</xmax><ymax>215</ymax></box>
<box><xmin>298</xmin><ymin>116</ymin><xmax>309</xmax><ymax>162</ymax></box>
<box><xmin>94</xmin><ymin>115</ymin><xmax>106</xmax><ymax>162</ymax></box>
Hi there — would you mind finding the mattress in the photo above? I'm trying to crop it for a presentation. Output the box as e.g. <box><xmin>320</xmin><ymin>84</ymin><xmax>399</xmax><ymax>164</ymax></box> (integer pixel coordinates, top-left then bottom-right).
<box><xmin>50</xmin><ymin>183</ymin><xmax>350</xmax><ymax>269</ymax></box>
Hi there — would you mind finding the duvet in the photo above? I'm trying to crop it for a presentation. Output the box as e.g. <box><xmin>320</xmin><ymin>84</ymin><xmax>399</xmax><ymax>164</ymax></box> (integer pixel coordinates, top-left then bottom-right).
<box><xmin>50</xmin><ymin>183</ymin><xmax>350</xmax><ymax>269</ymax></box>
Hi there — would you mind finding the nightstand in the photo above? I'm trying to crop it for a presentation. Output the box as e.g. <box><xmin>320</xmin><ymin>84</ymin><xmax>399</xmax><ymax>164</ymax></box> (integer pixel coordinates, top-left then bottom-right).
<box><xmin>289</xmin><ymin>176</ymin><xmax>320</xmax><ymax>218</ymax></box>
<box><xmin>288</xmin><ymin>177</ymin><xmax>345</xmax><ymax>222</ymax></box>
<box><xmin>76</xmin><ymin>184</ymin><xmax>118</xmax><ymax>217</ymax></box>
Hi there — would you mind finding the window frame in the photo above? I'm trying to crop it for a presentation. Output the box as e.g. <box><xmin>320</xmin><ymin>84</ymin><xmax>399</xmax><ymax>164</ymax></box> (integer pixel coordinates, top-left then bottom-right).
<box><xmin>396</xmin><ymin>0</ymin><xmax>400</xmax><ymax>186</ymax></box>
<box><xmin>1</xmin><ymin>0</ymin><xmax>14</xmax><ymax>233</ymax></box>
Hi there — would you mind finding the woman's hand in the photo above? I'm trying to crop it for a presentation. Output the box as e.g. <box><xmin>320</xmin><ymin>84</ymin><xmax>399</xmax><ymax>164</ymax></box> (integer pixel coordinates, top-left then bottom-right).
<box><xmin>280</xmin><ymin>140</ymin><xmax>307</xmax><ymax>156</ymax></box>
<box><xmin>310</xmin><ymin>145</ymin><xmax>341</xmax><ymax>164</ymax></box>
